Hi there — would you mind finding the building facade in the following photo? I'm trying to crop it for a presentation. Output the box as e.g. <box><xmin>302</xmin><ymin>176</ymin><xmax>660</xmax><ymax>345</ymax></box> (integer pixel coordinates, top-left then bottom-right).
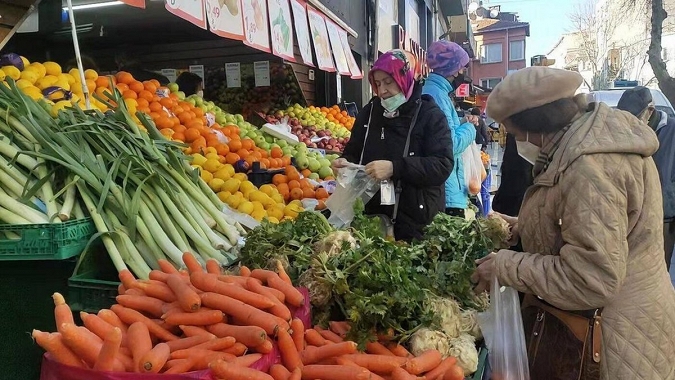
<box><xmin>470</xmin><ymin>16</ymin><xmax>530</xmax><ymax>91</ymax></box>
<box><xmin>547</xmin><ymin>32</ymin><xmax>593</xmax><ymax>93</ymax></box>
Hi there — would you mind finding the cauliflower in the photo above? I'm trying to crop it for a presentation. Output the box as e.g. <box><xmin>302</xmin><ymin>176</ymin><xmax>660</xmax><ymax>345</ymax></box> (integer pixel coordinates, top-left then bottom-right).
<box><xmin>313</xmin><ymin>230</ymin><xmax>357</xmax><ymax>258</ymax></box>
<box><xmin>459</xmin><ymin>309</ymin><xmax>482</xmax><ymax>340</ymax></box>
<box><xmin>426</xmin><ymin>295</ymin><xmax>462</xmax><ymax>339</ymax></box>
<box><xmin>409</xmin><ymin>328</ymin><xmax>452</xmax><ymax>357</ymax></box>
<box><xmin>449</xmin><ymin>333</ymin><xmax>479</xmax><ymax>376</ymax></box>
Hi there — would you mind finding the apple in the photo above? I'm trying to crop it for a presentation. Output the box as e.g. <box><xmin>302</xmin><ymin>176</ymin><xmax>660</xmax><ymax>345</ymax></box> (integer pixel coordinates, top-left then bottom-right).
<box><xmin>176</xmin><ymin>91</ymin><xmax>186</xmax><ymax>100</ymax></box>
<box><xmin>296</xmin><ymin>156</ymin><xmax>309</xmax><ymax>170</ymax></box>
<box><xmin>318</xmin><ymin>166</ymin><xmax>333</xmax><ymax>179</ymax></box>
<box><xmin>309</xmin><ymin>173</ymin><xmax>320</xmax><ymax>180</ymax></box>
<box><xmin>167</xmin><ymin>83</ymin><xmax>179</xmax><ymax>93</ymax></box>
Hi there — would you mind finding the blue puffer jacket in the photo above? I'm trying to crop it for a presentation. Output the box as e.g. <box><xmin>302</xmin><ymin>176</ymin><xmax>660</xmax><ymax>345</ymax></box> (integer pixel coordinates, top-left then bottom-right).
<box><xmin>422</xmin><ymin>73</ymin><xmax>477</xmax><ymax>209</ymax></box>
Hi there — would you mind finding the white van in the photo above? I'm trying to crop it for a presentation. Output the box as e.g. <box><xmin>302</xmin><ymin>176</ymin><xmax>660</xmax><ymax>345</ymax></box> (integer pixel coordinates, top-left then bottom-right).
<box><xmin>587</xmin><ymin>88</ymin><xmax>675</xmax><ymax>119</ymax></box>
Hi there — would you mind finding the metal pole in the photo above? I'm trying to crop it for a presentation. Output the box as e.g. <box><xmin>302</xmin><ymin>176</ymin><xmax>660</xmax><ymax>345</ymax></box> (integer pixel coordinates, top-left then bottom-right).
<box><xmin>65</xmin><ymin>0</ymin><xmax>91</xmax><ymax>109</ymax></box>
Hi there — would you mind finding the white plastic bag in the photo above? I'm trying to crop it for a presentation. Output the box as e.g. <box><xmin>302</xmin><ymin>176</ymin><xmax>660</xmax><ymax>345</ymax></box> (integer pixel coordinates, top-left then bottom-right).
<box><xmin>463</xmin><ymin>143</ymin><xmax>486</xmax><ymax>195</ymax></box>
<box><xmin>325</xmin><ymin>167</ymin><xmax>379</xmax><ymax>228</ymax></box>
<box><xmin>477</xmin><ymin>276</ymin><xmax>530</xmax><ymax>380</ymax></box>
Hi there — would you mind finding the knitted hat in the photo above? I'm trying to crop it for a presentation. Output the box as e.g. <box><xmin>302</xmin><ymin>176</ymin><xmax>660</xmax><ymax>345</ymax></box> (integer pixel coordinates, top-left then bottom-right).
<box><xmin>617</xmin><ymin>86</ymin><xmax>653</xmax><ymax>117</ymax></box>
<box><xmin>427</xmin><ymin>40</ymin><xmax>470</xmax><ymax>78</ymax></box>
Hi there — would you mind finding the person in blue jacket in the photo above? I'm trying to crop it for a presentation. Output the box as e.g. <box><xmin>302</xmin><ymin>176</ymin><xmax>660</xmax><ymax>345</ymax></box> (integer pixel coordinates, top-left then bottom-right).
<box><xmin>423</xmin><ymin>40</ymin><xmax>479</xmax><ymax>217</ymax></box>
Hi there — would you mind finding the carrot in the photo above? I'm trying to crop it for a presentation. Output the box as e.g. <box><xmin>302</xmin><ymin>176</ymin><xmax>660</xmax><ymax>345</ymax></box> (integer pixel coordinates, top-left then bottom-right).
<box><xmin>276</xmin><ymin>260</ymin><xmax>292</xmax><ymax>285</ymax></box>
<box><xmin>118</xmin><ymin>269</ymin><xmax>137</xmax><ymax>290</ymax></box>
<box><xmin>263</xmin><ymin>286</ymin><xmax>286</xmax><ymax>303</ymax></box>
<box><xmin>116</xmin><ymin>294</ymin><xmax>165</xmax><ymax>318</ymax></box>
<box><xmin>127</xmin><ymin>322</ymin><xmax>153</xmax><ymax>372</ymax></box>
<box><xmin>392</xmin><ymin>367</ymin><xmax>417</xmax><ymax>380</ymax></box>
<box><xmin>131</xmin><ymin>280</ymin><xmax>176</xmax><ymax>303</ymax></box>
<box><xmin>278</xmin><ymin>328</ymin><xmax>302</xmax><ymax>371</ymax></box>
<box><xmin>304</xmin><ymin>329</ymin><xmax>329</xmax><ymax>346</ymax></box>
<box><xmin>290</xmin><ymin>318</ymin><xmax>305</xmax><ymax>351</ymax></box>
<box><xmin>387</xmin><ymin>343</ymin><xmax>413</xmax><ymax>358</ymax></box>
<box><xmin>179</xmin><ymin>325</ymin><xmax>216</xmax><ymax>339</ymax></box>
<box><xmin>318</xmin><ymin>328</ymin><xmax>344</xmax><ymax>343</ymax></box>
<box><xmin>166</xmin><ymin>335</ymin><xmax>213</xmax><ymax>352</ymax></box>
<box><xmin>140</xmin><ymin>343</ymin><xmax>171</xmax><ymax>373</ymax></box>
<box><xmin>59</xmin><ymin>323</ymin><xmax>102</xmax><ymax>366</ymax></box>
<box><xmin>246</xmin><ymin>277</ymin><xmax>292</xmax><ymax>320</ymax></box>
<box><xmin>93</xmin><ymin>327</ymin><xmax>122</xmax><ymax>371</ymax></box>
<box><xmin>111</xmin><ymin>305</ymin><xmax>180</xmax><ymax>342</ymax></box>
<box><xmin>52</xmin><ymin>293</ymin><xmax>74</xmax><ymax>333</ymax></box>
<box><xmin>207</xmin><ymin>323</ymin><xmax>267</xmax><ymax>348</ymax></box>
<box><xmin>190</xmin><ymin>336</ymin><xmax>236</xmax><ymax>351</ymax></box>
<box><xmin>98</xmin><ymin>309</ymin><xmax>128</xmax><ymax>333</ymax></box>
<box><xmin>366</xmin><ymin>341</ymin><xmax>395</xmax><ymax>356</ymax></box>
<box><xmin>442</xmin><ymin>365</ymin><xmax>465</xmax><ymax>380</ymax></box>
<box><xmin>117</xmin><ymin>352</ymin><xmax>135</xmax><ymax>372</ymax></box>
<box><xmin>224</xmin><ymin>342</ymin><xmax>249</xmax><ymax>356</ymax></box>
<box><xmin>250</xmin><ymin>269</ymin><xmax>276</xmax><ymax>282</ymax></box>
<box><xmin>289</xmin><ymin>368</ymin><xmax>301</xmax><ymax>380</ymax></box>
<box><xmin>230</xmin><ymin>353</ymin><xmax>263</xmax><ymax>367</ymax></box>
<box><xmin>125</xmin><ymin>288</ymin><xmax>146</xmax><ymax>296</ymax></box>
<box><xmin>267</xmin><ymin>275</ymin><xmax>304</xmax><ymax>307</ymax></box>
<box><xmin>32</xmin><ymin>330</ymin><xmax>85</xmax><ymax>368</ymax></box>
<box><xmin>377</xmin><ymin>328</ymin><xmax>395</xmax><ymax>342</ymax></box>
<box><xmin>300</xmin><ymin>364</ymin><xmax>371</xmax><ymax>380</ymax></box>
<box><xmin>158</xmin><ymin>259</ymin><xmax>179</xmax><ymax>274</ymax></box>
<box><xmin>191</xmin><ymin>352</ymin><xmax>237</xmax><ymax>370</ymax></box>
<box><xmin>200</xmin><ymin>292</ymin><xmax>282</xmax><ymax>335</ymax></box>
<box><xmin>329</xmin><ymin>321</ymin><xmax>349</xmax><ymax>337</ymax></box>
<box><xmin>191</xmin><ymin>272</ymin><xmax>275</xmax><ymax>310</ymax></box>
<box><xmin>163</xmin><ymin>357</ymin><xmax>198</xmax><ymax>374</ymax></box>
<box><xmin>336</xmin><ymin>357</ymin><xmax>387</xmax><ymax>380</ymax></box>
<box><xmin>403</xmin><ymin>349</ymin><xmax>442</xmax><ymax>375</ymax></box>
<box><xmin>118</xmin><ymin>283</ymin><xmax>126</xmax><ymax>295</ymax></box>
<box><xmin>211</xmin><ymin>359</ymin><xmax>274</xmax><ymax>380</ymax></box>
<box><xmin>206</xmin><ymin>259</ymin><xmax>222</xmax><ymax>275</ymax></box>
<box><xmin>239</xmin><ymin>265</ymin><xmax>252</xmax><ymax>277</ymax></box>
<box><xmin>166</xmin><ymin>274</ymin><xmax>201</xmax><ymax>312</ymax></box>
<box><xmin>221</xmin><ymin>274</ymin><xmax>260</xmax><ymax>286</ymax></box>
<box><xmin>300</xmin><ymin>341</ymin><xmax>358</xmax><ymax>365</ymax></box>
<box><xmin>182</xmin><ymin>252</ymin><xmax>204</xmax><ymax>274</ymax></box>
<box><xmin>341</xmin><ymin>354</ymin><xmax>407</xmax><ymax>374</ymax></box>
<box><xmin>171</xmin><ymin>348</ymin><xmax>231</xmax><ymax>360</ymax></box>
<box><xmin>80</xmin><ymin>311</ymin><xmax>127</xmax><ymax>347</ymax></box>
<box><xmin>270</xmin><ymin>363</ymin><xmax>291</xmax><ymax>380</ymax></box>
<box><xmin>255</xmin><ymin>339</ymin><xmax>274</xmax><ymax>354</ymax></box>
<box><xmin>424</xmin><ymin>357</ymin><xmax>458</xmax><ymax>380</ymax></box>
<box><xmin>163</xmin><ymin>309</ymin><xmax>224</xmax><ymax>326</ymax></box>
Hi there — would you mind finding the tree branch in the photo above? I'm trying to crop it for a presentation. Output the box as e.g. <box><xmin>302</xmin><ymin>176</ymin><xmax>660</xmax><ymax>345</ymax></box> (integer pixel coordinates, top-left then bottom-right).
<box><xmin>648</xmin><ymin>0</ymin><xmax>675</xmax><ymax>104</ymax></box>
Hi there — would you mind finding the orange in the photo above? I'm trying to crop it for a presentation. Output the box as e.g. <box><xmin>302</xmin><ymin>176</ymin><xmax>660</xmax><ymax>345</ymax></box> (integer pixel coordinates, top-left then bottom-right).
<box><xmin>96</xmin><ymin>76</ymin><xmax>113</xmax><ymax>89</ymax></box>
<box><xmin>160</xmin><ymin>97</ymin><xmax>174</xmax><ymax>109</ymax></box>
<box><xmin>229</xmin><ymin>139</ymin><xmax>242</xmax><ymax>152</ymax></box>
<box><xmin>85</xmin><ymin>79</ymin><xmax>97</xmax><ymax>93</ymax></box>
<box><xmin>159</xmin><ymin>128</ymin><xmax>174</xmax><ymax>139</ymax></box>
<box><xmin>185</xmin><ymin>127</ymin><xmax>201</xmax><ymax>143</ymax></box>
<box><xmin>172</xmin><ymin>132</ymin><xmax>185</xmax><ymax>142</ymax></box>
<box><xmin>288</xmin><ymin>180</ymin><xmax>301</xmax><ymax>190</ymax></box>
<box><xmin>301</xmin><ymin>169</ymin><xmax>312</xmax><ymax>178</ymax></box>
<box><xmin>287</xmin><ymin>170</ymin><xmax>300</xmax><ymax>182</ymax></box>
<box><xmin>316</xmin><ymin>200</ymin><xmax>326</xmax><ymax>210</ymax></box>
<box><xmin>171</xmin><ymin>117</ymin><xmax>181</xmax><ymax>127</ymax></box>
<box><xmin>315</xmin><ymin>188</ymin><xmax>329</xmax><ymax>199</ymax></box>
<box><xmin>149</xmin><ymin>101</ymin><xmax>163</xmax><ymax>113</ymax></box>
<box><xmin>149</xmin><ymin>79</ymin><xmax>161</xmax><ymax>88</ymax></box>
<box><xmin>299</xmin><ymin>178</ymin><xmax>312</xmax><ymax>189</ymax></box>
<box><xmin>115</xmin><ymin>83</ymin><xmax>129</xmax><ymax>93</ymax></box>
<box><xmin>143</xmin><ymin>81</ymin><xmax>158</xmax><ymax>93</ymax></box>
<box><xmin>193</xmin><ymin>108</ymin><xmax>204</xmax><ymax>118</ymax></box>
<box><xmin>187</xmin><ymin>119</ymin><xmax>204</xmax><ymax>129</ymax></box>
<box><xmin>177</xmin><ymin>112</ymin><xmax>193</xmax><ymax>124</ymax></box>
<box><xmin>236</xmin><ymin>149</ymin><xmax>250</xmax><ymax>159</ymax></box>
<box><xmin>173</xmin><ymin>124</ymin><xmax>187</xmax><ymax>133</ymax></box>
<box><xmin>276</xmin><ymin>183</ymin><xmax>290</xmax><ymax>194</ymax></box>
<box><xmin>155</xmin><ymin>116</ymin><xmax>173</xmax><ymax>130</ymax></box>
<box><xmin>290</xmin><ymin>188</ymin><xmax>304</xmax><ymax>200</ymax></box>
<box><xmin>324</xmin><ymin>175</ymin><xmax>335</xmax><ymax>181</ymax></box>
<box><xmin>260</xmin><ymin>158</ymin><xmax>271</xmax><ymax>169</ymax></box>
<box><xmin>302</xmin><ymin>188</ymin><xmax>315</xmax><ymax>199</ymax></box>
<box><xmin>215</xmin><ymin>144</ymin><xmax>230</xmax><ymax>156</ymax></box>
<box><xmin>173</xmin><ymin>106</ymin><xmax>185</xmax><ymax>114</ymax></box>
<box><xmin>281</xmin><ymin>156</ymin><xmax>292</xmax><ymax>166</ymax></box>
<box><xmin>122</xmin><ymin>90</ymin><xmax>137</xmax><ymax>100</ymax></box>
<box><xmin>272</xmin><ymin>174</ymin><xmax>287</xmax><ymax>185</ymax></box>
<box><xmin>149</xmin><ymin>112</ymin><xmax>161</xmax><ymax>120</ymax></box>
<box><xmin>129</xmin><ymin>81</ymin><xmax>144</xmax><ymax>93</ymax></box>
<box><xmin>225</xmin><ymin>153</ymin><xmax>240</xmax><ymax>165</ymax></box>
<box><xmin>116</xmin><ymin>71</ymin><xmax>134</xmax><ymax>85</ymax></box>
<box><xmin>138</xmin><ymin>90</ymin><xmax>154</xmax><ymax>102</ymax></box>
<box><xmin>270</xmin><ymin>147</ymin><xmax>283</xmax><ymax>159</ymax></box>
<box><xmin>136</xmin><ymin>98</ymin><xmax>149</xmax><ymax>108</ymax></box>
<box><xmin>241</xmin><ymin>138</ymin><xmax>254</xmax><ymax>150</ymax></box>
<box><xmin>191</xmin><ymin>136</ymin><xmax>207</xmax><ymax>152</ymax></box>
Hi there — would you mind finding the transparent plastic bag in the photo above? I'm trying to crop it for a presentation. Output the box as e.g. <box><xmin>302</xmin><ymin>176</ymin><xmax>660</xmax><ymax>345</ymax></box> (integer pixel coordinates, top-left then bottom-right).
<box><xmin>477</xmin><ymin>276</ymin><xmax>530</xmax><ymax>380</ymax></box>
<box><xmin>463</xmin><ymin>143</ymin><xmax>486</xmax><ymax>196</ymax></box>
<box><xmin>325</xmin><ymin>166</ymin><xmax>379</xmax><ymax>228</ymax></box>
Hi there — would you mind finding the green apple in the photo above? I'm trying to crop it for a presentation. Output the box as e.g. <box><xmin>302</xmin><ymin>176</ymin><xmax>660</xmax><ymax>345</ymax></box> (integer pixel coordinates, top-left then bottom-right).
<box><xmin>308</xmin><ymin>173</ymin><xmax>320</xmax><ymax>180</ymax></box>
<box><xmin>186</xmin><ymin>98</ymin><xmax>196</xmax><ymax>106</ymax></box>
<box><xmin>254</xmin><ymin>135</ymin><xmax>266</xmax><ymax>146</ymax></box>
<box><xmin>270</xmin><ymin>143</ymin><xmax>281</xmax><ymax>150</ymax></box>
<box><xmin>167</xmin><ymin>82</ymin><xmax>179</xmax><ymax>93</ymax></box>
<box><xmin>176</xmin><ymin>91</ymin><xmax>186</xmax><ymax>100</ymax></box>
<box><xmin>235</xmin><ymin>114</ymin><xmax>244</xmax><ymax>122</ymax></box>
<box><xmin>319</xmin><ymin>158</ymin><xmax>331</xmax><ymax>168</ymax></box>
<box><xmin>265</xmin><ymin>135</ymin><xmax>275</xmax><ymax>143</ymax></box>
<box><xmin>296</xmin><ymin>143</ymin><xmax>308</xmax><ymax>152</ymax></box>
<box><xmin>296</xmin><ymin>155</ymin><xmax>309</xmax><ymax>170</ymax></box>
<box><xmin>277</xmin><ymin>140</ymin><xmax>288</xmax><ymax>148</ymax></box>
<box><xmin>258</xmin><ymin>142</ymin><xmax>270</xmax><ymax>151</ymax></box>
<box><xmin>282</xmin><ymin>146</ymin><xmax>293</xmax><ymax>156</ymax></box>
<box><xmin>318</xmin><ymin>166</ymin><xmax>333</xmax><ymax>179</ymax></box>
<box><xmin>308</xmin><ymin>158</ymin><xmax>321</xmax><ymax>172</ymax></box>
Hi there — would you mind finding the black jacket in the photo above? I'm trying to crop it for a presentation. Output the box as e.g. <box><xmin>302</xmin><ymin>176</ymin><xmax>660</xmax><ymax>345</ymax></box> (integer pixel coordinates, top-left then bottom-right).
<box><xmin>474</xmin><ymin>118</ymin><xmax>490</xmax><ymax>149</ymax></box>
<box><xmin>341</xmin><ymin>83</ymin><xmax>454</xmax><ymax>241</ymax></box>
<box><xmin>492</xmin><ymin>133</ymin><xmax>533</xmax><ymax>217</ymax></box>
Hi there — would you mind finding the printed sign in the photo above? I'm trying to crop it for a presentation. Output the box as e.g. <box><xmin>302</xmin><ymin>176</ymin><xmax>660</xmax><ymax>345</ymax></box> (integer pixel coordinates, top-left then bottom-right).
<box><xmin>337</xmin><ymin>28</ymin><xmax>363</xmax><ymax>79</ymax></box>
<box><xmin>290</xmin><ymin>0</ymin><xmax>314</xmax><ymax>66</ymax></box>
<box><xmin>324</xmin><ymin>19</ymin><xmax>351</xmax><ymax>76</ymax></box>
<box><xmin>242</xmin><ymin>0</ymin><xmax>271</xmax><ymax>53</ymax></box>
<box><xmin>267</xmin><ymin>0</ymin><xmax>295</xmax><ymax>61</ymax></box>
<box><xmin>306</xmin><ymin>5</ymin><xmax>334</xmax><ymax>72</ymax></box>
<box><xmin>226</xmin><ymin>63</ymin><xmax>242</xmax><ymax>88</ymax></box>
<box><xmin>165</xmin><ymin>0</ymin><xmax>207</xmax><ymax>29</ymax></box>
<box><xmin>206</xmin><ymin>0</ymin><xmax>244</xmax><ymax>39</ymax></box>
<box><xmin>161</xmin><ymin>69</ymin><xmax>177</xmax><ymax>83</ymax></box>
<box><xmin>189</xmin><ymin>65</ymin><xmax>205</xmax><ymax>81</ymax></box>
<box><xmin>254</xmin><ymin>61</ymin><xmax>271</xmax><ymax>87</ymax></box>
<box><xmin>456</xmin><ymin>83</ymin><xmax>470</xmax><ymax>97</ymax></box>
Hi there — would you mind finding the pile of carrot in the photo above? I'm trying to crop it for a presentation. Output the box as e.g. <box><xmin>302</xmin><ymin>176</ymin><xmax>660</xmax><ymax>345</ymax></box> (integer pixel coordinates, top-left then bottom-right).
<box><xmin>33</xmin><ymin>252</ymin><xmax>465</xmax><ymax>380</ymax></box>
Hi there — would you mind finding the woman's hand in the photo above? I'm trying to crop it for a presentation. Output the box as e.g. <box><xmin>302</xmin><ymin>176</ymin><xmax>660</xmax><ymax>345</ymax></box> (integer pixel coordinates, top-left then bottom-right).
<box><xmin>491</xmin><ymin>212</ymin><xmax>520</xmax><ymax>246</ymax></box>
<box><xmin>365</xmin><ymin>160</ymin><xmax>394</xmax><ymax>180</ymax></box>
<box><xmin>471</xmin><ymin>252</ymin><xmax>497</xmax><ymax>294</ymax></box>
<box><xmin>465</xmin><ymin>115</ymin><xmax>480</xmax><ymax>126</ymax></box>
<box><xmin>331</xmin><ymin>158</ymin><xmax>349</xmax><ymax>176</ymax></box>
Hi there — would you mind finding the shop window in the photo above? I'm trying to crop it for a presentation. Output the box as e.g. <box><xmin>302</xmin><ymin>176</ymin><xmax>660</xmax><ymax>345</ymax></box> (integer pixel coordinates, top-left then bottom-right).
<box><xmin>481</xmin><ymin>78</ymin><xmax>502</xmax><ymax>89</ymax></box>
<box><xmin>509</xmin><ymin>40</ymin><xmax>525</xmax><ymax>61</ymax></box>
<box><xmin>481</xmin><ymin>44</ymin><xmax>502</xmax><ymax>63</ymax></box>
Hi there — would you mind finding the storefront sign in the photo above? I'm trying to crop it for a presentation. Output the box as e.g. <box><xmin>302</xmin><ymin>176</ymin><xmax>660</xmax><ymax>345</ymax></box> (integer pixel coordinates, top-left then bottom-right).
<box><xmin>165</xmin><ymin>0</ymin><xmax>207</xmax><ymax>30</ymax></box>
<box><xmin>206</xmin><ymin>0</ymin><xmax>244</xmax><ymax>40</ymax></box>
<box><xmin>254</xmin><ymin>61</ymin><xmax>271</xmax><ymax>87</ymax></box>
<box><xmin>337</xmin><ymin>28</ymin><xmax>363</xmax><ymax>79</ymax></box>
<box><xmin>290</xmin><ymin>0</ymin><xmax>314</xmax><ymax>66</ymax></box>
<box><xmin>324</xmin><ymin>19</ymin><xmax>351</xmax><ymax>76</ymax></box>
<box><xmin>396</xmin><ymin>25</ymin><xmax>429</xmax><ymax>77</ymax></box>
<box><xmin>268</xmin><ymin>0</ymin><xmax>295</xmax><ymax>61</ymax></box>
<box><xmin>306</xmin><ymin>5</ymin><xmax>335</xmax><ymax>72</ymax></box>
<box><xmin>456</xmin><ymin>83</ymin><xmax>469</xmax><ymax>97</ymax></box>
<box><xmin>225</xmin><ymin>63</ymin><xmax>241</xmax><ymax>88</ymax></box>
<box><xmin>243</xmin><ymin>0</ymin><xmax>271</xmax><ymax>52</ymax></box>
<box><xmin>189</xmin><ymin>65</ymin><xmax>205</xmax><ymax>81</ymax></box>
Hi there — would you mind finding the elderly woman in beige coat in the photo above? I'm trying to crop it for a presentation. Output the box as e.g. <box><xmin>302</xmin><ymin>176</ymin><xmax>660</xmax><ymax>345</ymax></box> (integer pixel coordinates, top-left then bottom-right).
<box><xmin>473</xmin><ymin>67</ymin><xmax>675</xmax><ymax>380</ymax></box>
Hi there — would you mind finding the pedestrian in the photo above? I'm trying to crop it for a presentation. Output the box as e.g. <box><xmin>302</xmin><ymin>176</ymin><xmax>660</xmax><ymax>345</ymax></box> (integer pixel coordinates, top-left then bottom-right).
<box><xmin>332</xmin><ymin>49</ymin><xmax>453</xmax><ymax>241</ymax></box>
<box><xmin>616</xmin><ymin>86</ymin><xmax>675</xmax><ymax>271</ymax></box>
<box><xmin>491</xmin><ymin>133</ymin><xmax>533</xmax><ymax>218</ymax></box>
<box><xmin>423</xmin><ymin>40</ymin><xmax>478</xmax><ymax>218</ymax></box>
<box><xmin>474</xmin><ymin>67</ymin><xmax>675</xmax><ymax>380</ymax></box>
<box><xmin>175</xmin><ymin>72</ymin><xmax>204</xmax><ymax>97</ymax></box>
<box><xmin>471</xmin><ymin>107</ymin><xmax>490</xmax><ymax>151</ymax></box>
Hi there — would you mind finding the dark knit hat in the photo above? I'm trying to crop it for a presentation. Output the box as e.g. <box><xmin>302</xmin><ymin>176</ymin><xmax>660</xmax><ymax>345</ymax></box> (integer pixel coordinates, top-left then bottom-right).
<box><xmin>617</xmin><ymin>86</ymin><xmax>653</xmax><ymax>117</ymax></box>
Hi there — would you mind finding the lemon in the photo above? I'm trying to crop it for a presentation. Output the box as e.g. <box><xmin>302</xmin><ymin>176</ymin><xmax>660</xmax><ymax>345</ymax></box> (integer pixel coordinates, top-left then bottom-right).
<box><xmin>267</xmin><ymin>216</ymin><xmax>280</xmax><ymax>224</ymax></box>
<box><xmin>29</xmin><ymin>63</ymin><xmax>47</xmax><ymax>78</ymax></box>
<box><xmin>204</xmin><ymin>147</ymin><xmax>217</xmax><ymax>155</ymax></box>
<box><xmin>36</xmin><ymin>75</ymin><xmax>59</xmax><ymax>90</ymax></box>
<box><xmin>251</xmin><ymin>208</ymin><xmax>267</xmax><ymax>221</ymax></box>
<box><xmin>21</xmin><ymin>86</ymin><xmax>43</xmax><ymax>101</ymax></box>
<box><xmin>209</xmin><ymin>178</ymin><xmax>225</xmax><ymax>192</ymax></box>
<box><xmin>19</xmin><ymin>70</ymin><xmax>39</xmax><ymax>84</ymax></box>
<box><xmin>191</xmin><ymin>153</ymin><xmax>208</xmax><ymax>166</ymax></box>
<box><xmin>233</xmin><ymin>173</ymin><xmax>248</xmax><ymax>182</ymax></box>
<box><xmin>20</xmin><ymin>56</ymin><xmax>30</xmax><ymax>67</ymax></box>
<box><xmin>202</xmin><ymin>158</ymin><xmax>221</xmax><ymax>173</ymax></box>
<box><xmin>2</xmin><ymin>66</ymin><xmax>20</xmax><ymax>80</ymax></box>
<box><xmin>43</xmin><ymin>61</ymin><xmax>62</xmax><ymax>76</ymax></box>
<box><xmin>223</xmin><ymin>164</ymin><xmax>236</xmax><ymax>177</ymax></box>
<box><xmin>259</xmin><ymin>184</ymin><xmax>276</xmax><ymax>196</ymax></box>
<box><xmin>237</xmin><ymin>201</ymin><xmax>254</xmax><ymax>215</ymax></box>
<box><xmin>200</xmin><ymin>170</ymin><xmax>213</xmax><ymax>183</ymax></box>
<box><xmin>222</xmin><ymin>178</ymin><xmax>241</xmax><ymax>194</ymax></box>
<box><xmin>240</xmin><ymin>181</ymin><xmax>256</xmax><ymax>195</ymax></box>
<box><xmin>266</xmin><ymin>205</ymin><xmax>284</xmax><ymax>221</ymax></box>
<box><xmin>214</xmin><ymin>168</ymin><xmax>231</xmax><ymax>182</ymax></box>
<box><xmin>84</xmin><ymin>69</ymin><xmax>98</xmax><ymax>81</ymax></box>
<box><xmin>226</xmin><ymin>194</ymin><xmax>242</xmax><ymax>208</ymax></box>
<box><xmin>271</xmin><ymin>193</ymin><xmax>284</xmax><ymax>204</ymax></box>
<box><xmin>289</xmin><ymin>200</ymin><xmax>304</xmax><ymax>208</ymax></box>
<box><xmin>54</xmin><ymin>80</ymin><xmax>71</xmax><ymax>91</ymax></box>
<box><xmin>0</xmin><ymin>69</ymin><xmax>6</xmax><ymax>81</ymax></box>
<box><xmin>15</xmin><ymin>79</ymin><xmax>33</xmax><ymax>89</ymax></box>
<box><xmin>217</xmin><ymin>191</ymin><xmax>232</xmax><ymax>203</ymax></box>
<box><xmin>284</xmin><ymin>203</ymin><xmax>303</xmax><ymax>219</ymax></box>
<box><xmin>248</xmin><ymin>190</ymin><xmax>268</xmax><ymax>204</ymax></box>
<box><xmin>50</xmin><ymin>100</ymin><xmax>72</xmax><ymax>117</ymax></box>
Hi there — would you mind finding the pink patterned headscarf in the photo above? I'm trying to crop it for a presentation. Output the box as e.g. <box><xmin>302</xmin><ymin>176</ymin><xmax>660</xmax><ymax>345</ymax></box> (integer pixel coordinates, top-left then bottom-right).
<box><xmin>369</xmin><ymin>49</ymin><xmax>416</xmax><ymax>100</ymax></box>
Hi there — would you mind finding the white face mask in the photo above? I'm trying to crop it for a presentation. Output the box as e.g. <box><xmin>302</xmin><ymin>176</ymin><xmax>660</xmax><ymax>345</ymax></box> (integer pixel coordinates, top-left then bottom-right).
<box><xmin>516</xmin><ymin>132</ymin><xmax>541</xmax><ymax>165</ymax></box>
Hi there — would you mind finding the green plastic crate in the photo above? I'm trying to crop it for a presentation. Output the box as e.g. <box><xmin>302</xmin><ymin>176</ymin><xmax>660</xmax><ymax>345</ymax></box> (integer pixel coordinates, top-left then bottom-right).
<box><xmin>0</xmin><ymin>218</ymin><xmax>96</xmax><ymax>260</ymax></box>
<box><xmin>68</xmin><ymin>241</ymin><xmax>120</xmax><ymax>313</ymax></box>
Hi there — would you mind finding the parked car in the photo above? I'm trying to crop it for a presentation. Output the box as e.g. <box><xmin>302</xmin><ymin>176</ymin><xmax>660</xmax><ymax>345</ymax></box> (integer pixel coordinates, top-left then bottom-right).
<box><xmin>588</xmin><ymin>88</ymin><xmax>675</xmax><ymax>119</ymax></box>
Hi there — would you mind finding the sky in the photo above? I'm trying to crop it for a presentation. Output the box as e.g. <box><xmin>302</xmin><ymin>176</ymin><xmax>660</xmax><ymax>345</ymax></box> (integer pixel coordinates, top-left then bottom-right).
<box><xmin>482</xmin><ymin>0</ymin><xmax>578</xmax><ymax>60</ymax></box>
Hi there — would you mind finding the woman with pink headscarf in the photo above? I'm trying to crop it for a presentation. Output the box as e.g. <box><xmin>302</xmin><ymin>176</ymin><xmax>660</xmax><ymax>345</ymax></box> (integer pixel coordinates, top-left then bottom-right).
<box><xmin>332</xmin><ymin>50</ymin><xmax>453</xmax><ymax>241</ymax></box>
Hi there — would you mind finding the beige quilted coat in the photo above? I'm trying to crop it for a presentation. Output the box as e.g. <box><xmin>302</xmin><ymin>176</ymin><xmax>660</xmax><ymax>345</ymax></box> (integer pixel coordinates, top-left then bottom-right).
<box><xmin>494</xmin><ymin>103</ymin><xmax>675</xmax><ymax>380</ymax></box>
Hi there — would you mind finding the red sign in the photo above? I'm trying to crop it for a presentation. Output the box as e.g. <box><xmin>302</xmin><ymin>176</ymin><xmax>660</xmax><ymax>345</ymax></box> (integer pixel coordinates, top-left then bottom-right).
<box><xmin>456</xmin><ymin>83</ymin><xmax>470</xmax><ymax>97</ymax></box>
